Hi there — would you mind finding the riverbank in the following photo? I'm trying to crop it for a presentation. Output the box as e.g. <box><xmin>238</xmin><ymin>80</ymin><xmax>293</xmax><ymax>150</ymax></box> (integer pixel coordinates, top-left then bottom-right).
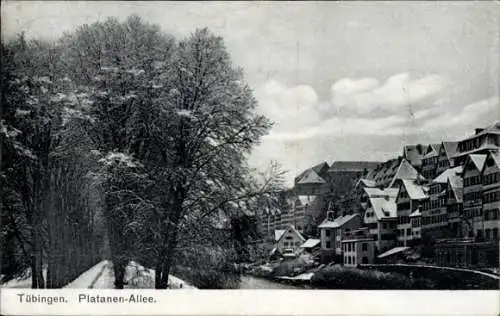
<box><xmin>244</xmin><ymin>263</ymin><xmax>500</xmax><ymax>290</ymax></box>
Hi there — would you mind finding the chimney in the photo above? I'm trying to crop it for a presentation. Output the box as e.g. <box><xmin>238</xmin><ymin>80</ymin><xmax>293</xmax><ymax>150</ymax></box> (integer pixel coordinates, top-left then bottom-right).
<box><xmin>327</xmin><ymin>210</ymin><xmax>335</xmax><ymax>221</ymax></box>
<box><xmin>475</xmin><ymin>128</ymin><xmax>484</xmax><ymax>135</ymax></box>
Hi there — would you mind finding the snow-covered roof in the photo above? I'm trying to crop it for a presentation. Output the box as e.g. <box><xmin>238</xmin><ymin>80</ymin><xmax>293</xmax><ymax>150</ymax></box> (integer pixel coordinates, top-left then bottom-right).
<box><xmin>423</xmin><ymin>144</ymin><xmax>441</xmax><ymax>159</ymax></box>
<box><xmin>410</xmin><ymin>209</ymin><xmax>421</xmax><ymax>217</ymax></box>
<box><xmin>483</xmin><ymin>151</ymin><xmax>500</xmax><ymax>171</ymax></box>
<box><xmin>274</xmin><ymin>230</ymin><xmax>286</xmax><ymax>242</ymax></box>
<box><xmin>401</xmin><ymin>179</ymin><xmax>428</xmax><ymax>200</ymax></box>
<box><xmin>318</xmin><ymin>213</ymin><xmax>359</xmax><ymax>229</ymax></box>
<box><xmin>377</xmin><ymin>246</ymin><xmax>410</xmax><ymax>258</ymax></box>
<box><xmin>328</xmin><ymin>161</ymin><xmax>380</xmax><ymax>172</ymax></box>
<box><xmin>300</xmin><ymin>239</ymin><xmax>321</xmax><ymax>248</ymax></box>
<box><xmin>357</xmin><ymin>179</ymin><xmax>376</xmax><ymax>188</ymax></box>
<box><xmin>276</xmin><ymin>225</ymin><xmax>306</xmax><ymax>244</ymax></box>
<box><xmin>441</xmin><ymin>141</ymin><xmax>459</xmax><ymax>159</ymax></box>
<box><xmin>296</xmin><ymin>169</ymin><xmax>326</xmax><ymax>184</ymax></box>
<box><xmin>467</xmin><ymin>154</ymin><xmax>487</xmax><ymax>171</ymax></box>
<box><xmin>295</xmin><ymin>162</ymin><xmax>328</xmax><ymax>183</ymax></box>
<box><xmin>402</xmin><ymin>144</ymin><xmax>426</xmax><ymax>166</ymax></box>
<box><xmin>388</xmin><ymin>159</ymin><xmax>420</xmax><ymax>187</ymax></box>
<box><xmin>368</xmin><ymin>196</ymin><xmax>397</xmax><ymax>219</ymax></box>
<box><xmin>433</xmin><ymin>166</ymin><xmax>463</xmax><ymax>184</ymax></box>
<box><xmin>459</xmin><ymin>121</ymin><xmax>500</xmax><ymax>142</ymax></box>
<box><xmin>363</xmin><ymin>187</ymin><xmax>399</xmax><ymax>198</ymax></box>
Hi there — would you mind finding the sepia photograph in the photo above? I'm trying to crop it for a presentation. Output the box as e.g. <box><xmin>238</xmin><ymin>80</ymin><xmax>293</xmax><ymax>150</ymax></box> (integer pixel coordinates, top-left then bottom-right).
<box><xmin>0</xmin><ymin>1</ymin><xmax>499</xmax><ymax>313</ymax></box>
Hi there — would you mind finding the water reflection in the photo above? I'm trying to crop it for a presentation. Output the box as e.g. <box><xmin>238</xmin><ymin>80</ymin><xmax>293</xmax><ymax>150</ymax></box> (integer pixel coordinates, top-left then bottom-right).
<box><xmin>237</xmin><ymin>275</ymin><xmax>300</xmax><ymax>289</ymax></box>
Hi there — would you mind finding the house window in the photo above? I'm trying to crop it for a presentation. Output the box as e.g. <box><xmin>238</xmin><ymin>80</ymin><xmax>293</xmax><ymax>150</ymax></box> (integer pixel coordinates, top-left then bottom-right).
<box><xmin>383</xmin><ymin>223</ymin><xmax>387</xmax><ymax>229</ymax></box>
<box><xmin>284</xmin><ymin>242</ymin><xmax>288</xmax><ymax>247</ymax></box>
<box><xmin>362</xmin><ymin>257</ymin><xmax>368</xmax><ymax>264</ymax></box>
<box><xmin>352</xmin><ymin>256</ymin><xmax>356</xmax><ymax>265</ymax></box>
<box><xmin>325</xmin><ymin>229</ymin><xmax>330</xmax><ymax>237</ymax></box>
<box><xmin>362</xmin><ymin>243</ymin><xmax>368</xmax><ymax>251</ymax></box>
<box><xmin>493</xmin><ymin>228</ymin><xmax>498</xmax><ymax>239</ymax></box>
<box><xmin>406</xmin><ymin>228</ymin><xmax>411</xmax><ymax>236</ymax></box>
<box><xmin>485</xmin><ymin>229</ymin><xmax>491</xmax><ymax>240</ymax></box>
<box><xmin>348</xmin><ymin>256</ymin><xmax>352</xmax><ymax>264</ymax></box>
<box><xmin>493</xmin><ymin>209</ymin><xmax>499</xmax><ymax>220</ymax></box>
<box><xmin>477</xmin><ymin>230</ymin><xmax>483</xmax><ymax>239</ymax></box>
<box><xmin>326</xmin><ymin>241</ymin><xmax>331</xmax><ymax>249</ymax></box>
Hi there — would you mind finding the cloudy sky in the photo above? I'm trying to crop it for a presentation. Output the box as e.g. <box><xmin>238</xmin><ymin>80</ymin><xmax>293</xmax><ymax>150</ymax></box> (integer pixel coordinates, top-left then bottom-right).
<box><xmin>3</xmin><ymin>1</ymin><xmax>500</xmax><ymax>185</ymax></box>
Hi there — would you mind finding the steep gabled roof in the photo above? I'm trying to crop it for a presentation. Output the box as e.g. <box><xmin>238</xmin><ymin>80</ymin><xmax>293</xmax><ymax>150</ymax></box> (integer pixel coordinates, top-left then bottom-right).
<box><xmin>448</xmin><ymin>176</ymin><xmax>463</xmax><ymax>203</ymax></box>
<box><xmin>388</xmin><ymin>159</ymin><xmax>420</xmax><ymax>187</ymax></box>
<box><xmin>465</xmin><ymin>154</ymin><xmax>487</xmax><ymax>172</ymax></box>
<box><xmin>296</xmin><ymin>169</ymin><xmax>326</xmax><ymax>184</ymax></box>
<box><xmin>295</xmin><ymin>162</ymin><xmax>329</xmax><ymax>183</ymax></box>
<box><xmin>400</xmin><ymin>179</ymin><xmax>428</xmax><ymax>200</ymax></box>
<box><xmin>311</xmin><ymin>161</ymin><xmax>329</xmax><ymax>175</ymax></box>
<box><xmin>433</xmin><ymin>166</ymin><xmax>463</xmax><ymax>184</ymax></box>
<box><xmin>482</xmin><ymin>151</ymin><xmax>500</xmax><ymax>173</ymax></box>
<box><xmin>328</xmin><ymin>161</ymin><xmax>381</xmax><ymax>173</ymax></box>
<box><xmin>441</xmin><ymin>141</ymin><xmax>459</xmax><ymax>159</ymax></box>
<box><xmin>423</xmin><ymin>143</ymin><xmax>441</xmax><ymax>159</ymax></box>
<box><xmin>318</xmin><ymin>213</ymin><xmax>359</xmax><ymax>229</ymax></box>
<box><xmin>275</xmin><ymin>230</ymin><xmax>286</xmax><ymax>242</ymax></box>
<box><xmin>368</xmin><ymin>196</ymin><xmax>397</xmax><ymax>219</ymax></box>
<box><xmin>403</xmin><ymin>144</ymin><xmax>427</xmax><ymax>166</ymax></box>
<box><xmin>276</xmin><ymin>225</ymin><xmax>306</xmax><ymax>244</ymax></box>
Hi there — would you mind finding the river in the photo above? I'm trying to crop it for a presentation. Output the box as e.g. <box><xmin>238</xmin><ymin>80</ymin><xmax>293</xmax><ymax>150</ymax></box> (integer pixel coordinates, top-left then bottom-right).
<box><xmin>237</xmin><ymin>275</ymin><xmax>302</xmax><ymax>289</ymax></box>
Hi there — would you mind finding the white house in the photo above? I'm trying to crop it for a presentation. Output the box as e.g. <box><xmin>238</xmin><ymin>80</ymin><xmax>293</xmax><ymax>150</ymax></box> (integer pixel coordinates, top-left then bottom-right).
<box><xmin>318</xmin><ymin>212</ymin><xmax>362</xmax><ymax>262</ymax></box>
<box><xmin>274</xmin><ymin>225</ymin><xmax>306</xmax><ymax>255</ymax></box>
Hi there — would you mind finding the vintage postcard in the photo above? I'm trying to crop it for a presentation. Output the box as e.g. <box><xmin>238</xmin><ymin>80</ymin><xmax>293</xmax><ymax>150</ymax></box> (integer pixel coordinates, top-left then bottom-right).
<box><xmin>1</xmin><ymin>1</ymin><xmax>499</xmax><ymax>315</ymax></box>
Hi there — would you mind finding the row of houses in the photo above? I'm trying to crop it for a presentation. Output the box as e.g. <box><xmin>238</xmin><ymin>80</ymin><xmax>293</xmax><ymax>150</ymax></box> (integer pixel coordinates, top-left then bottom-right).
<box><xmin>258</xmin><ymin>121</ymin><xmax>500</xmax><ymax>269</ymax></box>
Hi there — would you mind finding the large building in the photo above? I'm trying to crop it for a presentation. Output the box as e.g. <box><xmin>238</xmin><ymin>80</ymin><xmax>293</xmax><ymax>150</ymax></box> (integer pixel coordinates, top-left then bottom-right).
<box><xmin>421</xmin><ymin>166</ymin><xmax>463</xmax><ymax>239</ymax></box>
<box><xmin>481</xmin><ymin>151</ymin><xmax>500</xmax><ymax>241</ymax></box>
<box><xmin>421</xmin><ymin>144</ymin><xmax>441</xmax><ymax>180</ymax></box>
<box><xmin>326</xmin><ymin>161</ymin><xmax>380</xmax><ymax>194</ymax></box>
<box><xmin>394</xmin><ymin>179</ymin><xmax>428</xmax><ymax>246</ymax></box>
<box><xmin>318</xmin><ymin>211</ymin><xmax>362</xmax><ymax>262</ymax></box>
<box><xmin>436</xmin><ymin>141</ymin><xmax>459</xmax><ymax>176</ymax></box>
<box><xmin>453</xmin><ymin>121</ymin><xmax>500</xmax><ymax>166</ymax></box>
<box><xmin>362</xmin><ymin>189</ymin><xmax>398</xmax><ymax>252</ymax></box>
<box><xmin>294</xmin><ymin>162</ymin><xmax>330</xmax><ymax>196</ymax></box>
<box><xmin>257</xmin><ymin>121</ymin><xmax>500</xmax><ymax>269</ymax></box>
<box><xmin>462</xmin><ymin>155</ymin><xmax>487</xmax><ymax>238</ymax></box>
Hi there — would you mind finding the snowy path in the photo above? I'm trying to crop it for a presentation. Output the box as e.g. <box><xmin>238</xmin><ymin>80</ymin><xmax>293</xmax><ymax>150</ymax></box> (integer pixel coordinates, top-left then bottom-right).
<box><xmin>1</xmin><ymin>260</ymin><xmax>196</xmax><ymax>289</ymax></box>
<box><xmin>88</xmin><ymin>262</ymin><xmax>115</xmax><ymax>289</ymax></box>
<box><xmin>64</xmin><ymin>260</ymin><xmax>110</xmax><ymax>289</ymax></box>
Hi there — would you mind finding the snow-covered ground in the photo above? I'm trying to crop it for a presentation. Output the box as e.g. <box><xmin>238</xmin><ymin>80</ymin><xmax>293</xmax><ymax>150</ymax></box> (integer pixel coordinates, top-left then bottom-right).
<box><xmin>1</xmin><ymin>269</ymin><xmax>48</xmax><ymax>288</ymax></box>
<box><xmin>64</xmin><ymin>260</ymin><xmax>110</xmax><ymax>289</ymax></box>
<box><xmin>125</xmin><ymin>261</ymin><xmax>196</xmax><ymax>289</ymax></box>
<box><xmin>276</xmin><ymin>272</ymin><xmax>314</xmax><ymax>281</ymax></box>
<box><xmin>1</xmin><ymin>260</ymin><xmax>196</xmax><ymax>289</ymax></box>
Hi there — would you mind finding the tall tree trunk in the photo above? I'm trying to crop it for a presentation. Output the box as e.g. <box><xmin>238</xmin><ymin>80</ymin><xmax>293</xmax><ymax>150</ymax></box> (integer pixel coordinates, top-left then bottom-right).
<box><xmin>154</xmin><ymin>262</ymin><xmax>162</xmax><ymax>289</ymax></box>
<box><xmin>157</xmin><ymin>188</ymin><xmax>185</xmax><ymax>289</ymax></box>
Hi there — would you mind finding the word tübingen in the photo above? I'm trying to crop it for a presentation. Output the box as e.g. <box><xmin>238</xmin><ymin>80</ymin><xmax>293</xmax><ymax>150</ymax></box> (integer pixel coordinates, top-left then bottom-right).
<box><xmin>17</xmin><ymin>294</ymin><xmax>67</xmax><ymax>305</ymax></box>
